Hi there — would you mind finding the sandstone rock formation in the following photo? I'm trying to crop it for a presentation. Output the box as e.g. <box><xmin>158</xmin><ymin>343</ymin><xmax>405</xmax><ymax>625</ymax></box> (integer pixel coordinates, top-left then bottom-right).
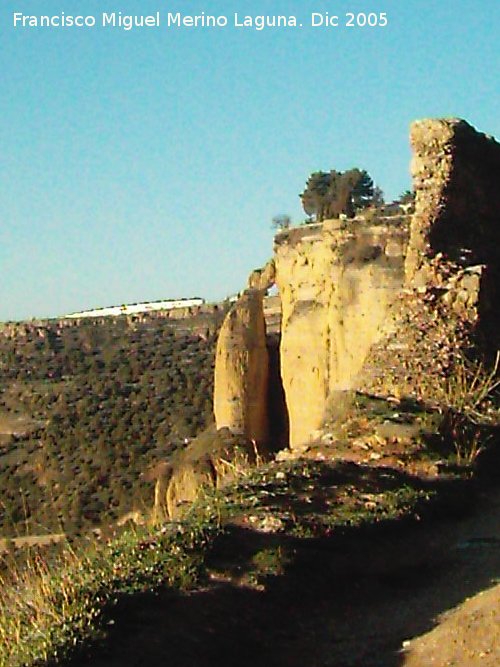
<box><xmin>274</xmin><ymin>218</ymin><xmax>409</xmax><ymax>448</ymax></box>
<box><xmin>274</xmin><ymin>118</ymin><xmax>500</xmax><ymax>449</ymax></box>
<box><xmin>247</xmin><ymin>259</ymin><xmax>276</xmax><ymax>291</ymax></box>
<box><xmin>211</xmin><ymin>117</ymin><xmax>499</xmax><ymax>452</ymax></box>
<box><xmin>160</xmin><ymin>116</ymin><xmax>499</xmax><ymax>518</ymax></box>
<box><xmin>213</xmin><ymin>289</ymin><xmax>269</xmax><ymax>445</ymax></box>
<box><xmin>160</xmin><ymin>279</ymin><xmax>277</xmax><ymax>519</ymax></box>
<box><xmin>162</xmin><ymin>427</ymin><xmax>253</xmax><ymax>519</ymax></box>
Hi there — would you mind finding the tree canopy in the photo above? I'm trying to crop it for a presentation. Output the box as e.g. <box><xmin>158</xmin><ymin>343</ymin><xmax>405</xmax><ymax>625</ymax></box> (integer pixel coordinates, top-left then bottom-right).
<box><xmin>300</xmin><ymin>168</ymin><xmax>378</xmax><ymax>222</ymax></box>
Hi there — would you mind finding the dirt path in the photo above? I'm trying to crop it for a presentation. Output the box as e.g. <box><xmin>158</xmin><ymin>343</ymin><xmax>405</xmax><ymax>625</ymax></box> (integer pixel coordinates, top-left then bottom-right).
<box><xmin>66</xmin><ymin>484</ymin><xmax>500</xmax><ymax>667</ymax></box>
<box><xmin>402</xmin><ymin>583</ymin><xmax>500</xmax><ymax>666</ymax></box>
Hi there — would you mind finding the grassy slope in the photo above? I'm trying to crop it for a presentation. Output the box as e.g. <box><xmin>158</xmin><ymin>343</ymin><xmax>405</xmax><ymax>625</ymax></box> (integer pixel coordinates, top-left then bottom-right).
<box><xmin>0</xmin><ymin>456</ymin><xmax>465</xmax><ymax>667</ymax></box>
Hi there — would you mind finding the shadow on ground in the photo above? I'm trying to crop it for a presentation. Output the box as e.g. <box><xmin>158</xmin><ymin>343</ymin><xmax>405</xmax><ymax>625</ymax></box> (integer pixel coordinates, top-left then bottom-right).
<box><xmin>63</xmin><ymin>467</ymin><xmax>500</xmax><ymax>667</ymax></box>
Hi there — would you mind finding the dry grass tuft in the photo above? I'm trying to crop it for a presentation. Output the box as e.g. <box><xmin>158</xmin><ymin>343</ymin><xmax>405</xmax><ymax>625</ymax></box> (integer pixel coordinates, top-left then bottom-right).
<box><xmin>0</xmin><ymin>494</ymin><xmax>224</xmax><ymax>666</ymax></box>
<box><xmin>423</xmin><ymin>352</ymin><xmax>499</xmax><ymax>464</ymax></box>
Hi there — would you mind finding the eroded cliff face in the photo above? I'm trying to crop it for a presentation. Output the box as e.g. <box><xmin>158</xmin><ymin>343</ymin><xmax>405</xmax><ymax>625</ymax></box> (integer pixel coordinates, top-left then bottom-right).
<box><xmin>274</xmin><ymin>219</ymin><xmax>409</xmax><ymax>448</ymax></box>
<box><xmin>212</xmin><ymin>117</ymin><xmax>500</xmax><ymax>453</ymax></box>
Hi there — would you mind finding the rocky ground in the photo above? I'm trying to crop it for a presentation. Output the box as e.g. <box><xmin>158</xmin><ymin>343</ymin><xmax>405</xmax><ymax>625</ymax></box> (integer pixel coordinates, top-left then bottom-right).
<box><xmin>61</xmin><ymin>462</ymin><xmax>500</xmax><ymax>667</ymax></box>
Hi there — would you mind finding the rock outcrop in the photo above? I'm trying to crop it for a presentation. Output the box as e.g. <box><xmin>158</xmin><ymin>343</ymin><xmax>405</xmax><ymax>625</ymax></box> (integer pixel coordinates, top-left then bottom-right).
<box><xmin>247</xmin><ymin>259</ymin><xmax>276</xmax><ymax>291</ymax></box>
<box><xmin>161</xmin><ymin>277</ymin><xmax>276</xmax><ymax>519</ymax></box>
<box><xmin>406</xmin><ymin>118</ymin><xmax>500</xmax><ymax>283</ymax></box>
<box><xmin>160</xmin><ymin>117</ymin><xmax>500</xmax><ymax>518</ymax></box>
<box><xmin>212</xmin><ymin>117</ymin><xmax>499</xmax><ymax>453</ymax></box>
<box><xmin>213</xmin><ymin>289</ymin><xmax>269</xmax><ymax>445</ymax></box>
<box><xmin>163</xmin><ymin>427</ymin><xmax>253</xmax><ymax>519</ymax></box>
<box><xmin>274</xmin><ymin>218</ymin><xmax>409</xmax><ymax>448</ymax></box>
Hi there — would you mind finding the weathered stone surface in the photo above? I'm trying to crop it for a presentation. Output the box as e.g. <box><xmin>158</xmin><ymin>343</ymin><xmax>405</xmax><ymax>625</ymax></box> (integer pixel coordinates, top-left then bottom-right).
<box><xmin>213</xmin><ymin>289</ymin><xmax>269</xmax><ymax>445</ymax></box>
<box><xmin>275</xmin><ymin>221</ymin><xmax>409</xmax><ymax>448</ymax></box>
<box><xmin>247</xmin><ymin>259</ymin><xmax>276</xmax><ymax>291</ymax></box>
<box><xmin>359</xmin><ymin>121</ymin><xmax>500</xmax><ymax>406</ymax></box>
<box><xmin>166</xmin><ymin>457</ymin><xmax>215</xmax><ymax>519</ymax></box>
<box><xmin>406</xmin><ymin>118</ymin><xmax>500</xmax><ymax>283</ymax></box>
<box><xmin>163</xmin><ymin>427</ymin><xmax>253</xmax><ymax>519</ymax></box>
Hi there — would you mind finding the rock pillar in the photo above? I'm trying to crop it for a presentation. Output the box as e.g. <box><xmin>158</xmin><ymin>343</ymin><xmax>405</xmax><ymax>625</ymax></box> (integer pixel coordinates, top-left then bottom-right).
<box><xmin>214</xmin><ymin>289</ymin><xmax>269</xmax><ymax>445</ymax></box>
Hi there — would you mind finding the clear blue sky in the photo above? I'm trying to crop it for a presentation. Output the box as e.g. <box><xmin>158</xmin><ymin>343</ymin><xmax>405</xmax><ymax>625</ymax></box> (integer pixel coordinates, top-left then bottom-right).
<box><xmin>1</xmin><ymin>0</ymin><xmax>498</xmax><ymax>320</ymax></box>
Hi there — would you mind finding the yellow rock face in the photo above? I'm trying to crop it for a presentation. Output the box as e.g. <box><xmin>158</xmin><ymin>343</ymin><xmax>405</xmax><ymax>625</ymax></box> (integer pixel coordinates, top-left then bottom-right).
<box><xmin>247</xmin><ymin>259</ymin><xmax>276</xmax><ymax>291</ymax></box>
<box><xmin>275</xmin><ymin>221</ymin><xmax>409</xmax><ymax>448</ymax></box>
<box><xmin>213</xmin><ymin>289</ymin><xmax>269</xmax><ymax>445</ymax></box>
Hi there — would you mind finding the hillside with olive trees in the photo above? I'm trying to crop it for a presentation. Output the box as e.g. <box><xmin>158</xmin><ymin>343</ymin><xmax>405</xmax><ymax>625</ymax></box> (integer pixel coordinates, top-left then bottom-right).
<box><xmin>0</xmin><ymin>307</ymin><xmax>226</xmax><ymax>537</ymax></box>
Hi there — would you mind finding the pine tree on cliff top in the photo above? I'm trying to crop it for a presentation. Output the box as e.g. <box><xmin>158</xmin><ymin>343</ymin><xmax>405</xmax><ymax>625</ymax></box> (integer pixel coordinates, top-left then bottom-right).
<box><xmin>300</xmin><ymin>168</ymin><xmax>376</xmax><ymax>222</ymax></box>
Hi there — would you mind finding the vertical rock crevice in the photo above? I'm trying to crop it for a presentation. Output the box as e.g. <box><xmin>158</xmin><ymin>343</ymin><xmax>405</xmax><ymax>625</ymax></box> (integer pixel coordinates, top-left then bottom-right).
<box><xmin>266</xmin><ymin>331</ymin><xmax>289</xmax><ymax>450</ymax></box>
<box><xmin>213</xmin><ymin>259</ymin><xmax>290</xmax><ymax>452</ymax></box>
